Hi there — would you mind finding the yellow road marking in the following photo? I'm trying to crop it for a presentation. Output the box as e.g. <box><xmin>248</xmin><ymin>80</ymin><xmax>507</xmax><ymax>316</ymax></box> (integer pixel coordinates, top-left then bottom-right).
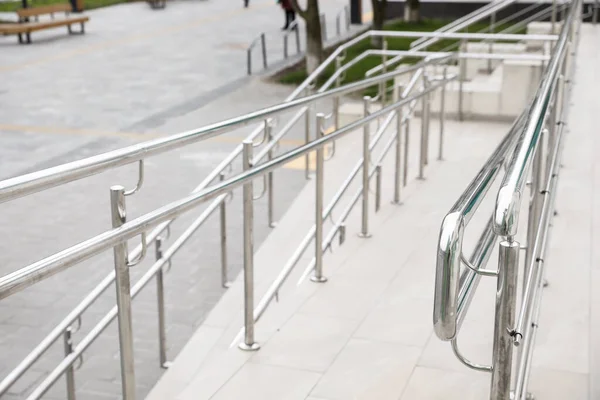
<box><xmin>283</xmin><ymin>125</ymin><xmax>335</xmax><ymax>171</ymax></box>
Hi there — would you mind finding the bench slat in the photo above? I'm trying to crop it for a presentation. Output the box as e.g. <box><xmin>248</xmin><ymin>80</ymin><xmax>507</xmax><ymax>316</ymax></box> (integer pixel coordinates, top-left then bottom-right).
<box><xmin>0</xmin><ymin>16</ymin><xmax>88</xmax><ymax>35</ymax></box>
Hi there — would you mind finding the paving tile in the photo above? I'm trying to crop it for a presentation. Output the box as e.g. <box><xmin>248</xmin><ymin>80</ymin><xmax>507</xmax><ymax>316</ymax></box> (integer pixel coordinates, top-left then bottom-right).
<box><xmin>311</xmin><ymin>338</ymin><xmax>421</xmax><ymax>400</ymax></box>
<box><xmin>399</xmin><ymin>366</ymin><xmax>489</xmax><ymax>400</ymax></box>
<box><xmin>210</xmin><ymin>363</ymin><xmax>320</xmax><ymax>400</ymax></box>
<box><xmin>251</xmin><ymin>313</ymin><xmax>360</xmax><ymax>373</ymax></box>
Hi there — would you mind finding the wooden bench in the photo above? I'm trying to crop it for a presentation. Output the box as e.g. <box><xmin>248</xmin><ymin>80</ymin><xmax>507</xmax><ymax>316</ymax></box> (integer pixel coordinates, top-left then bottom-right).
<box><xmin>0</xmin><ymin>4</ymin><xmax>89</xmax><ymax>44</ymax></box>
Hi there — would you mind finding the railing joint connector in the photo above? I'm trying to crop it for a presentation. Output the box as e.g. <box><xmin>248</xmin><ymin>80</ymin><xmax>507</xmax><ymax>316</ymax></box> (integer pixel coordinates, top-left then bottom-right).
<box><xmin>510</xmin><ymin>329</ymin><xmax>523</xmax><ymax>346</ymax></box>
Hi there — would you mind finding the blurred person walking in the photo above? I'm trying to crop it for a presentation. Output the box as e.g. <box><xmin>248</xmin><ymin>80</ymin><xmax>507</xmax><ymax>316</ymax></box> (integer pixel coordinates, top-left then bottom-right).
<box><xmin>278</xmin><ymin>0</ymin><xmax>296</xmax><ymax>30</ymax></box>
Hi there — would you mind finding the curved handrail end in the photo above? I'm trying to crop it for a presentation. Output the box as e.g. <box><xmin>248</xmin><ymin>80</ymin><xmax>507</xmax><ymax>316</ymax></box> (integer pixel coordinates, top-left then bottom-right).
<box><xmin>433</xmin><ymin>211</ymin><xmax>465</xmax><ymax>341</ymax></box>
<box><xmin>493</xmin><ymin>186</ymin><xmax>522</xmax><ymax>237</ymax></box>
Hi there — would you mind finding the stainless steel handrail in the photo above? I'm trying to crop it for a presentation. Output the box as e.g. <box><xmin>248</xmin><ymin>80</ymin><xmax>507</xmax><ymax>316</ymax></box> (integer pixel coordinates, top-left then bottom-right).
<box><xmin>366</xmin><ymin>0</ymin><xmax>519</xmax><ymax>77</ymax></box>
<box><xmin>493</xmin><ymin>0</ymin><xmax>576</xmax><ymax>237</ymax></box>
<box><xmin>410</xmin><ymin>0</ymin><xmax>512</xmax><ymax>48</ymax></box>
<box><xmin>0</xmin><ymin>74</ymin><xmax>451</xmax><ymax>301</ymax></box>
<box><xmin>0</xmin><ymin>34</ymin><xmax>452</xmax><ymax>398</ymax></box>
<box><xmin>434</xmin><ymin>112</ymin><xmax>524</xmax><ymax>341</ymax></box>
<box><xmin>432</xmin><ymin>0</ymin><xmax>580</xmax><ymax>398</ymax></box>
<box><xmin>0</xmin><ymin>58</ymin><xmax>439</xmax><ymax>205</ymax></box>
<box><xmin>25</xmin><ymin>194</ymin><xmax>227</xmax><ymax>400</ymax></box>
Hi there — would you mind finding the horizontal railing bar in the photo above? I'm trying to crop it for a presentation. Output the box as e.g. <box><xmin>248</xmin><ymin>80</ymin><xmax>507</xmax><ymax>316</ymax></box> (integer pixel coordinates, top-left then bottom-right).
<box><xmin>25</xmin><ymin>194</ymin><xmax>226</xmax><ymax>400</ymax></box>
<box><xmin>368</xmin><ymin>49</ymin><xmax>552</xmax><ymax>62</ymax></box>
<box><xmin>410</xmin><ymin>0</ymin><xmax>512</xmax><ymax>48</ymax></box>
<box><xmin>369</xmin><ymin>30</ymin><xmax>558</xmax><ymax>42</ymax></box>
<box><xmin>493</xmin><ymin>0</ymin><xmax>575</xmax><ymax>236</ymax></box>
<box><xmin>0</xmin><ymin>57</ymin><xmax>446</xmax><ymax>205</ymax></box>
<box><xmin>367</xmin><ymin>0</ymin><xmax>520</xmax><ymax>76</ymax></box>
<box><xmin>0</xmin><ymin>77</ymin><xmax>452</xmax><ymax>301</ymax></box>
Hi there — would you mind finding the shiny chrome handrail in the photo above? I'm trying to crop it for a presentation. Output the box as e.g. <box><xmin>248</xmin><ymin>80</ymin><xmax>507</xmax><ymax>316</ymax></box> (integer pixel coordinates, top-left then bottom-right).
<box><xmin>432</xmin><ymin>0</ymin><xmax>580</xmax><ymax>398</ymax></box>
<box><xmin>433</xmin><ymin>112</ymin><xmax>524</xmax><ymax>341</ymax></box>
<box><xmin>410</xmin><ymin>0</ymin><xmax>512</xmax><ymax>49</ymax></box>
<box><xmin>0</xmin><ymin>73</ymin><xmax>452</xmax><ymax>300</ymax></box>
<box><xmin>366</xmin><ymin>0</ymin><xmax>519</xmax><ymax>77</ymax></box>
<box><xmin>0</xmin><ymin>58</ymin><xmax>440</xmax><ymax>205</ymax></box>
<box><xmin>493</xmin><ymin>1</ymin><xmax>576</xmax><ymax>237</ymax></box>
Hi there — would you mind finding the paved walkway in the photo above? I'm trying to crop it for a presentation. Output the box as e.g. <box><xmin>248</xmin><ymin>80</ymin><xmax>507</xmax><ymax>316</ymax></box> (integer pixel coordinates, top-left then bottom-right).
<box><xmin>0</xmin><ymin>0</ymin><xmax>361</xmax><ymax>399</ymax></box>
<box><xmin>146</xmin><ymin>23</ymin><xmax>600</xmax><ymax>400</ymax></box>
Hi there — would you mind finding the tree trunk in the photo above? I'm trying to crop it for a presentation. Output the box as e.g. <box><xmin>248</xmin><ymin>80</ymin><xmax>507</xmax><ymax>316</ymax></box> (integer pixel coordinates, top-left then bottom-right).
<box><xmin>291</xmin><ymin>0</ymin><xmax>324</xmax><ymax>74</ymax></box>
<box><xmin>370</xmin><ymin>0</ymin><xmax>387</xmax><ymax>47</ymax></box>
<box><xmin>404</xmin><ymin>0</ymin><xmax>420</xmax><ymax>22</ymax></box>
<box><xmin>305</xmin><ymin>2</ymin><xmax>323</xmax><ymax>74</ymax></box>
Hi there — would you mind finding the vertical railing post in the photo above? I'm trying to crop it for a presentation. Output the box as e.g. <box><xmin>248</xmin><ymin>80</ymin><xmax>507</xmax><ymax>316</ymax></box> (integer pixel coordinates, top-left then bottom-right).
<box><xmin>380</xmin><ymin>40</ymin><xmax>388</xmax><ymax>105</ymax></box>
<box><xmin>403</xmin><ymin>93</ymin><xmax>411</xmax><ymax>187</ymax></box>
<box><xmin>295</xmin><ymin>25</ymin><xmax>301</xmax><ymax>54</ymax></box>
<box><xmin>418</xmin><ymin>75</ymin><xmax>429</xmax><ymax>180</ymax></box>
<box><xmin>247</xmin><ymin>48</ymin><xmax>252</xmax><ymax>75</ymax></box>
<box><xmin>459</xmin><ymin>39</ymin><xmax>466</xmax><ymax>121</ymax></box>
<box><xmin>311</xmin><ymin>113</ymin><xmax>328</xmax><ymax>283</ymax></box>
<box><xmin>424</xmin><ymin>73</ymin><xmax>431</xmax><ymax>166</ymax></box>
<box><xmin>525</xmin><ymin>129</ymin><xmax>545</xmax><ymax>284</ymax></box>
<box><xmin>359</xmin><ymin>96</ymin><xmax>372</xmax><ymax>238</ymax></box>
<box><xmin>438</xmin><ymin>67</ymin><xmax>447</xmax><ymax>161</ymax></box>
<box><xmin>345</xmin><ymin>5</ymin><xmax>350</xmax><ymax>31</ymax></box>
<box><xmin>551</xmin><ymin>0</ymin><xmax>557</xmax><ymax>33</ymax></box>
<box><xmin>488</xmin><ymin>12</ymin><xmax>496</xmax><ymax>73</ymax></box>
<box><xmin>375</xmin><ymin>165</ymin><xmax>382</xmax><ymax>212</ymax></box>
<box><xmin>393</xmin><ymin>85</ymin><xmax>403</xmax><ymax>205</ymax></box>
<box><xmin>336</xmin><ymin>14</ymin><xmax>341</xmax><ymax>37</ymax></box>
<box><xmin>320</xmin><ymin>14</ymin><xmax>327</xmax><ymax>42</ymax></box>
<box><xmin>283</xmin><ymin>35</ymin><xmax>289</xmax><ymax>59</ymax></box>
<box><xmin>110</xmin><ymin>185</ymin><xmax>136</xmax><ymax>400</ymax></box>
<box><xmin>219</xmin><ymin>173</ymin><xmax>230</xmax><ymax>289</ymax></box>
<box><xmin>304</xmin><ymin>87</ymin><xmax>312</xmax><ymax>180</ymax></box>
<box><xmin>63</xmin><ymin>327</ymin><xmax>76</xmax><ymax>400</ymax></box>
<box><xmin>490</xmin><ymin>240</ymin><xmax>519</xmax><ymax>400</ymax></box>
<box><xmin>334</xmin><ymin>56</ymin><xmax>343</xmax><ymax>129</ymax></box>
<box><xmin>155</xmin><ymin>238</ymin><xmax>169</xmax><ymax>368</ymax></box>
<box><xmin>239</xmin><ymin>141</ymin><xmax>260</xmax><ymax>351</ymax></box>
<box><xmin>266</xmin><ymin>119</ymin><xmax>276</xmax><ymax>228</ymax></box>
<box><xmin>261</xmin><ymin>33</ymin><xmax>267</xmax><ymax>70</ymax></box>
<box><xmin>593</xmin><ymin>0</ymin><xmax>598</xmax><ymax>25</ymax></box>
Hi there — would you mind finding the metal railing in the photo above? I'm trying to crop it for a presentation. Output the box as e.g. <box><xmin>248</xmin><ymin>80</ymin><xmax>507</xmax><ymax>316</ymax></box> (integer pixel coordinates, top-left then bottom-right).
<box><xmin>0</xmin><ymin>3</ymin><xmax>571</xmax><ymax>399</ymax></box>
<box><xmin>0</xmin><ymin>52</ymin><xmax>455</xmax><ymax>399</ymax></box>
<box><xmin>433</xmin><ymin>0</ymin><xmax>581</xmax><ymax>399</ymax></box>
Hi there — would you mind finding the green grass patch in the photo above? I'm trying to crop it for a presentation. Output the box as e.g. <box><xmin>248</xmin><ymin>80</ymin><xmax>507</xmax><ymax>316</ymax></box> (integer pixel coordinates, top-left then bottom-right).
<box><xmin>0</xmin><ymin>0</ymin><xmax>129</xmax><ymax>13</ymax></box>
<box><xmin>276</xmin><ymin>18</ymin><xmax>525</xmax><ymax>97</ymax></box>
